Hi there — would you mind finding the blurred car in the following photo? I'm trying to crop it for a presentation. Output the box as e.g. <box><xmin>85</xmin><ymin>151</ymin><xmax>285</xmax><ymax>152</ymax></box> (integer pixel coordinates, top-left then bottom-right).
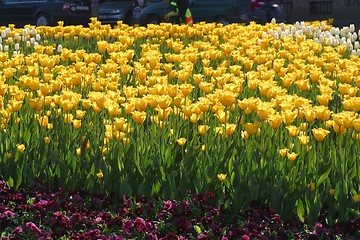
<box><xmin>98</xmin><ymin>0</ymin><xmax>134</xmax><ymax>25</ymax></box>
<box><xmin>135</xmin><ymin>0</ymin><xmax>250</xmax><ymax>25</ymax></box>
<box><xmin>0</xmin><ymin>0</ymin><xmax>91</xmax><ymax>27</ymax></box>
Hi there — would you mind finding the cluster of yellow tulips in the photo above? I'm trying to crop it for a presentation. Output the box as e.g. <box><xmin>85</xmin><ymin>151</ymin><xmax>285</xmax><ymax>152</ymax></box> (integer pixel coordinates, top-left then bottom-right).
<box><xmin>1</xmin><ymin>18</ymin><xmax>360</xmax><ymax>223</ymax></box>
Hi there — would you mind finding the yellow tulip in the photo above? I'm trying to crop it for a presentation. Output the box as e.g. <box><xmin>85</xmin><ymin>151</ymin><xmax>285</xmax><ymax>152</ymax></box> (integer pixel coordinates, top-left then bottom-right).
<box><xmin>132</xmin><ymin>111</ymin><xmax>146</xmax><ymax>125</ymax></box>
<box><xmin>225</xmin><ymin>123</ymin><xmax>237</xmax><ymax>137</ymax></box>
<box><xmin>241</xmin><ymin>130</ymin><xmax>249</xmax><ymax>140</ymax></box>
<box><xmin>158</xmin><ymin>96</ymin><xmax>172</xmax><ymax>109</ymax></box>
<box><xmin>215</xmin><ymin>110</ymin><xmax>229</xmax><ymax>124</ymax></box>
<box><xmin>217</xmin><ymin>174</ymin><xmax>227</xmax><ymax>182</ymax></box>
<box><xmin>44</xmin><ymin>136</ymin><xmax>51</xmax><ymax>144</ymax></box>
<box><xmin>283</xmin><ymin>110</ymin><xmax>297</xmax><ymax>125</ymax></box>
<box><xmin>298</xmin><ymin>133</ymin><xmax>310</xmax><ymax>145</ymax></box>
<box><xmin>16</xmin><ymin>144</ymin><xmax>26</xmax><ymax>153</ymax></box>
<box><xmin>177</xmin><ymin>138</ymin><xmax>187</xmax><ymax>146</ymax></box>
<box><xmin>198</xmin><ymin>125</ymin><xmax>210</xmax><ymax>135</ymax></box>
<box><xmin>312</xmin><ymin>128</ymin><xmax>330</xmax><ymax>142</ymax></box>
<box><xmin>167</xmin><ymin>84</ymin><xmax>179</xmax><ymax>98</ymax></box>
<box><xmin>279</xmin><ymin>148</ymin><xmax>288</xmax><ymax>158</ymax></box>
<box><xmin>76</xmin><ymin>110</ymin><xmax>86</xmax><ymax>119</ymax></box>
<box><xmin>353</xmin><ymin>118</ymin><xmax>360</xmax><ymax>132</ymax></box>
<box><xmin>180</xmin><ymin>84</ymin><xmax>194</xmax><ymax>97</ymax></box>
<box><xmin>244</xmin><ymin>122</ymin><xmax>258</xmax><ymax>136</ymax></box>
<box><xmin>286</xmin><ymin>152</ymin><xmax>298</xmax><ymax>161</ymax></box>
<box><xmin>38</xmin><ymin>116</ymin><xmax>49</xmax><ymax>128</ymax></box>
<box><xmin>304</xmin><ymin>109</ymin><xmax>316</xmax><ymax>122</ymax></box>
<box><xmin>72</xmin><ymin>119</ymin><xmax>82</xmax><ymax>129</ymax></box>
<box><xmin>97</xmin><ymin>41</ymin><xmax>108</xmax><ymax>54</ymax></box>
<box><xmin>332</xmin><ymin>122</ymin><xmax>346</xmax><ymax>135</ymax></box>
<box><xmin>286</xmin><ymin>125</ymin><xmax>300</xmax><ymax>137</ymax></box>
<box><xmin>268</xmin><ymin>114</ymin><xmax>282</xmax><ymax>129</ymax></box>
<box><xmin>353</xmin><ymin>194</ymin><xmax>360</xmax><ymax>203</ymax></box>
<box><xmin>96</xmin><ymin>172</ymin><xmax>104</xmax><ymax>179</ymax></box>
<box><xmin>308</xmin><ymin>182</ymin><xmax>316</xmax><ymax>191</ymax></box>
<box><xmin>219</xmin><ymin>91</ymin><xmax>236</xmax><ymax>108</ymax></box>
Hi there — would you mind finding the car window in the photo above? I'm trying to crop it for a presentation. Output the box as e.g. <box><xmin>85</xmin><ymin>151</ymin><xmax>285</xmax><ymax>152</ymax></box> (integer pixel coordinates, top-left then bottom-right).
<box><xmin>1</xmin><ymin>0</ymin><xmax>21</xmax><ymax>3</ymax></box>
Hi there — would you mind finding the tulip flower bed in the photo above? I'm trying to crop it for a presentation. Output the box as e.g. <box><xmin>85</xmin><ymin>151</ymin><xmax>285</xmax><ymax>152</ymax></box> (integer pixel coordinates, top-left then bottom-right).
<box><xmin>1</xmin><ymin>18</ymin><xmax>360</xmax><ymax>236</ymax></box>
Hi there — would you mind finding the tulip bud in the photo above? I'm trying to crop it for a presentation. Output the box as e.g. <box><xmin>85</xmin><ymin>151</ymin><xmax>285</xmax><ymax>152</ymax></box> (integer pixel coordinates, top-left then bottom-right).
<box><xmin>57</xmin><ymin>44</ymin><xmax>63</xmax><ymax>53</ymax></box>
<box><xmin>31</xmin><ymin>27</ymin><xmax>36</xmax><ymax>36</ymax></box>
<box><xmin>350</xmin><ymin>24</ymin><xmax>355</xmax><ymax>33</ymax></box>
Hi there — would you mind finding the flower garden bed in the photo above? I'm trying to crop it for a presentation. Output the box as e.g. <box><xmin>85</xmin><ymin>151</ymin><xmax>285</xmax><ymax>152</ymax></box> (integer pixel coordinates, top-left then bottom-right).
<box><xmin>1</xmin><ymin>180</ymin><xmax>360</xmax><ymax>239</ymax></box>
<box><xmin>1</xmin><ymin>18</ymin><xmax>360</xmax><ymax>239</ymax></box>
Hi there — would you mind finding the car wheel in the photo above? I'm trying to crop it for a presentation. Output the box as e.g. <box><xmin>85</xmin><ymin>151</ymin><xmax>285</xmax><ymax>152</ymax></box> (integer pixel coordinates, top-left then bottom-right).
<box><xmin>215</xmin><ymin>16</ymin><xmax>229</xmax><ymax>25</ymax></box>
<box><xmin>145</xmin><ymin>15</ymin><xmax>161</xmax><ymax>25</ymax></box>
<box><xmin>36</xmin><ymin>14</ymin><xmax>51</xmax><ymax>26</ymax></box>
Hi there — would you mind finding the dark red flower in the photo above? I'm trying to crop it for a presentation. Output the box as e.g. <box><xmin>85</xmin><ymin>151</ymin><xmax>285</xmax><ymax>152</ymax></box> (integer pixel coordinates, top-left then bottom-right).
<box><xmin>24</xmin><ymin>221</ymin><xmax>43</xmax><ymax>235</ymax></box>
<box><xmin>122</xmin><ymin>219</ymin><xmax>134</xmax><ymax>237</ymax></box>
<box><xmin>134</xmin><ymin>217</ymin><xmax>148</xmax><ymax>233</ymax></box>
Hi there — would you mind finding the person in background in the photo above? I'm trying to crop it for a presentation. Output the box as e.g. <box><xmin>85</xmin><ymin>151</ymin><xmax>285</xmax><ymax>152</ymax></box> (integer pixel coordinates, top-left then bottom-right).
<box><xmin>164</xmin><ymin>0</ymin><xmax>193</xmax><ymax>25</ymax></box>
<box><xmin>250</xmin><ymin>0</ymin><xmax>275</xmax><ymax>11</ymax></box>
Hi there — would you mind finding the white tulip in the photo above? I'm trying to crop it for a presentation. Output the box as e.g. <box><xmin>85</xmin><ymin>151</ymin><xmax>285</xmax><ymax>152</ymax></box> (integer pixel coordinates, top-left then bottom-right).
<box><xmin>14</xmin><ymin>33</ymin><xmax>20</xmax><ymax>41</ymax></box>
<box><xmin>31</xmin><ymin>28</ymin><xmax>36</xmax><ymax>36</ymax></box>
<box><xmin>328</xmin><ymin>38</ymin><xmax>333</xmax><ymax>46</ymax></box>
<box><xmin>14</xmin><ymin>43</ymin><xmax>19</xmax><ymax>51</ymax></box>
<box><xmin>26</xmin><ymin>41</ymin><xmax>31</xmax><ymax>48</ymax></box>
<box><xmin>354</xmin><ymin>41</ymin><xmax>359</xmax><ymax>49</ymax></box>
<box><xmin>350</xmin><ymin>24</ymin><xmax>355</xmax><ymax>32</ymax></box>
<box><xmin>4</xmin><ymin>45</ymin><xmax>9</xmax><ymax>52</ymax></box>
<box><xmin>35</xmin><ymin>34</ymin><xmax>41</xmax><ymax>41</ymax></box>
<box><xmin>57</xmin><ymin>44</ymin><xmax>63</xmax><ymax>53</ymax></box>
<box><xmin>330</xmin><ymin>27</ymin><xmax>336</xmax><ymax>35</ymax></box>
<box><xmin>280</xmin><ymin>22</ymin><xmax>285</xmax><ymax>30</ymax></box>
<box><xmin>274</xmin><ymin>32</ymin><xmax>279</xmax><ymax>40</ymax></box>
<box><xmin>321</xmin><ymin>23</ymin><xmax>327</xmax><ymax>31</ymax></box>
<box><xmin>352</xmin><ymin>32</ymin><xmax>357</xmax><ymax>41</ymax></box>
<box><xmin>1</xmin><ymin>30</ymin><xmax>6</xmax><ymax>38</ymax></box>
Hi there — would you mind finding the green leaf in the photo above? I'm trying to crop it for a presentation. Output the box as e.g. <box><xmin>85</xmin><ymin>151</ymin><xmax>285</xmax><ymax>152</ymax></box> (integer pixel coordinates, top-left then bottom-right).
<box><xmin>296</xmin><ymin>199</ymin><xmax>305</xmax><ymax>222</ymax></box>
<box><xmin>15</xmin><ymin>166</ymin><xmax>22</xmax><ymax>190</ymax></box>
<box><xmin>347</xmin><ymin>208</ymin><xmax>360</xmax><ymax>218</ymax></box>
<box><xmin>317</xmin><ymin>167</ymin><xmax>331</xmax><ymax>187</ymax></box>
<box><xmin>7</xmin><ymin>176</ymin><xmax>14</xmax><ymax>188</ymax></box>
<box><xmin>120</xmin><ymin>178</ymin><xmax>132</xmax><ymax>196</ymax></box>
